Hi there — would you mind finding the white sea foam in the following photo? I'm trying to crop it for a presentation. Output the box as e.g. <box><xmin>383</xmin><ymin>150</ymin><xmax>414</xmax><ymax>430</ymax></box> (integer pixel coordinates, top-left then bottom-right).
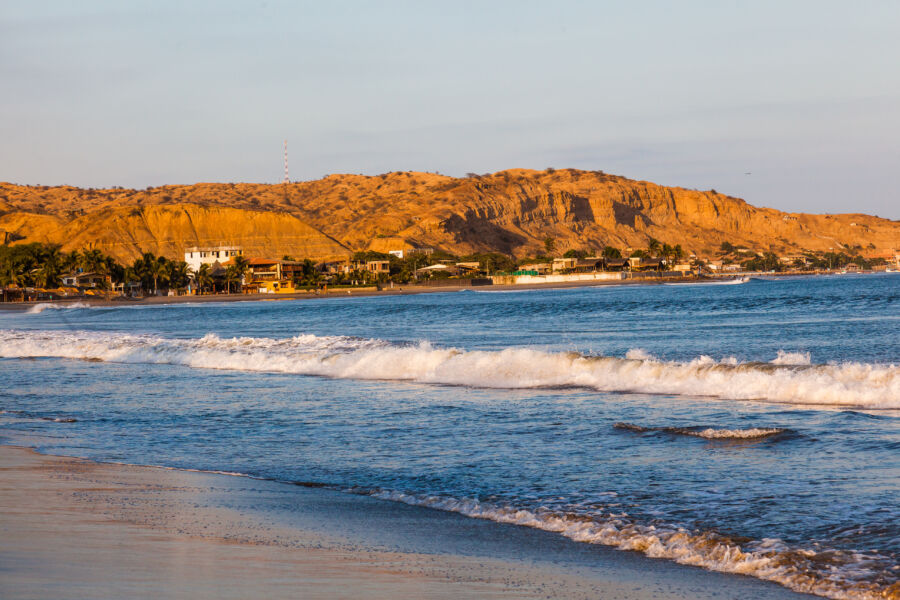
<box><xmin>625</xmin><ymin>348</ymin><xmax>654</xmax><ymax>360</ymax></box>
<box><xmin>1</xmin><ymin>330</ymin><xmax>898</xmax><ymax>409</ymax></box>
<box><xmin>368</xmin><ymin>490</ymin><xmax>895</xmax><ymax>600</ymax></box>
<box><xmin>771</xmin><ymin>350</ymin><xmax>812</xmax><ymax>366</ymax></box>
<box><xmin>25</xmin><ymin>302</ymin><xmax>93</xmax><ymax>314</ymax></box>
<box><xmin>690</xmin><ymin>427</ymin><xmax>786</xmax><ymax>439</ymax></box>
<box><xmin>664</xmin><ymin>277</ymin><xmax>749</xmax><ymax>286</ymax></box>
<box><xmin>613</xmin><ymin>422</ymin><xmax>789</xmax><ymax>439</ymax></box>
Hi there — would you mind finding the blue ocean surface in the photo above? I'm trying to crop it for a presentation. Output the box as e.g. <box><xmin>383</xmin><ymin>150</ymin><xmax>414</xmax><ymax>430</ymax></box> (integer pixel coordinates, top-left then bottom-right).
<box><xmin>1</xmin><ymin>274</ymin><xmax>898</xmax><ymax>599</ymax></box>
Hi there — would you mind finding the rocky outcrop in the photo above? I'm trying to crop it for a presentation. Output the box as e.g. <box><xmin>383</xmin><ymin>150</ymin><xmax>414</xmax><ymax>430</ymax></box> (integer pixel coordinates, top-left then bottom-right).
<box><xmin>1</xmin><ymin>168</ymin><xmax>897</xmax><ymax>261</ymax></box>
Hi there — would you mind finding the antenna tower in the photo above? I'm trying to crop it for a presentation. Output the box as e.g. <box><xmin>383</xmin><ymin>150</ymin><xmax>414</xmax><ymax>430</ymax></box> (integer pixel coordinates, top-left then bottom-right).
<box><xmin>283</xmin><ymin>140</ymin><xmax>289</xmax><ymax>183</ymax></box>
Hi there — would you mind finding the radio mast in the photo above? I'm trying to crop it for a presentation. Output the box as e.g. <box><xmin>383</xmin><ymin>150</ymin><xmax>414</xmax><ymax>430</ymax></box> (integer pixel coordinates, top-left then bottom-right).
<box><xmin>283</xmin><ymin>140</ymin><xmax>289</xmax><ymax>183</ymax></box>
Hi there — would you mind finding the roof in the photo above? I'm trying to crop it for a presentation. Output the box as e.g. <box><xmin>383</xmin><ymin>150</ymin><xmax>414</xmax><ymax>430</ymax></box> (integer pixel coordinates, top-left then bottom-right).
<box><xmin>574</xmin><ymin>259</ymin><xmax>602</xmax><ymax>267</ymax></box>
<box><xmin>248</xmin><ymin>258</ymin><xmax>282</xmax><ymax>266</ymax></box>
<box><xmin>185</xmin><ymin>246</ymin><xmax>242</xmax><ymax>252</ymax></box>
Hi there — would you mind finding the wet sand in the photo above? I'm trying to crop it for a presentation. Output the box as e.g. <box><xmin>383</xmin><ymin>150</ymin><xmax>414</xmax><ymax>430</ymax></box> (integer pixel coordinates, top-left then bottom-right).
<box><xmin>0</xmin><ymin>445</ymin><xmax>817</xmax><ymax>600</ymax></box>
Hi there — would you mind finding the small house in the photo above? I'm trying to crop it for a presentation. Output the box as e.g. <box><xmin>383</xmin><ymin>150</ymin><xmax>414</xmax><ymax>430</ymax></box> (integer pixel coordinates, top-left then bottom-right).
<box><xmin>519</xmin><ymin>263</ymin><xmax>551</xmax><ymax>274</ymax></box>
<box><xmin>552</xmin><ymin>257</ymin><xmax>577</xmax><ymax>272</ymax></box>
<box><xmin>601</xmin><ymin>258</ymin><xmax>629</xmax><ymax>271</ymax></box>
<box><xmin>365</xmin><ymin>260</ymin><xmax>390</xmax><ymax>274</ymax></box>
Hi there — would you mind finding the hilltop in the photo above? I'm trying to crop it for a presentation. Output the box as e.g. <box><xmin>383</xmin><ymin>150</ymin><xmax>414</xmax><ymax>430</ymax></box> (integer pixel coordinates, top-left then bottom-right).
<box><xmin>1</xmin><ymin>168</ymin><xmax>897</xmax><ymax>262</ymax></box>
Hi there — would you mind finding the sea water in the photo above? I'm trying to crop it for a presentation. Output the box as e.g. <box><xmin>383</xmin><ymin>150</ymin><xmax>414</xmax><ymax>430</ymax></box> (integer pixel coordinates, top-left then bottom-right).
<box><xmin>1</xmin><ymin>274</ymin><xmax>898</xmax><ymax>599</ymax></box>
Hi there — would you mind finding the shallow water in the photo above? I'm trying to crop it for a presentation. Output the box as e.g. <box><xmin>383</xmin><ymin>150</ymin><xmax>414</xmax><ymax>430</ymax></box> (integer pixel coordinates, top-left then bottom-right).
<box><xmin>1</xmin><ymin>274</ymin><xmax>898</xmax><ymax>599</ymax></box>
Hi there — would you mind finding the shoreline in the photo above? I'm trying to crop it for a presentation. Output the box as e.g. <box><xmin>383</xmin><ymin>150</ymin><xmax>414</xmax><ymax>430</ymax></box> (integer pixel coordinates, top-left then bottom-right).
<box><xmin>0</xmin><ymin>271</ymin><xmax>818</xmax><ymax>310</ymax></box>
<box><xmin>0</xmin><ymin>443</ymin><xmax>818</xmax><ymax>600</ymax></box>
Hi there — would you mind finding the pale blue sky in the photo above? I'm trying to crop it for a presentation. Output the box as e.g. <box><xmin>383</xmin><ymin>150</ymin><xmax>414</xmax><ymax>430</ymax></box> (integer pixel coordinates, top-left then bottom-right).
<box><xmin>2</xmin><ymin>1</ymin><xmax>899</xmax><ymax>217</ymax></box>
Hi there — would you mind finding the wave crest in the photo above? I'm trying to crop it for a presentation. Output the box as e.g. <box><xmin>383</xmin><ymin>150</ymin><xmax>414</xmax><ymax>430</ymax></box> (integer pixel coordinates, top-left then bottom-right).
<box><xmin>614</xmin><ymin>422</ymin><xmax>790</xmax><ymax>439</ymax></box>
<box><xmin>771</xmin><ymin>350</ymin><xmax>812</xmax><ymax>366</ymax></box>
<box><xmin>1</xmin><ymin>330</ymin><xmax>897</xmax><ymax>409</ymax></box>
<box><xmin>25</xmin><ymin>302</ymin><xmax>93</xmax><ymax>314</ymax></box>
<box><xmin>369</xmin><ymin>490</ymin><xmax>897</xmax><ymax>600</ymax></box>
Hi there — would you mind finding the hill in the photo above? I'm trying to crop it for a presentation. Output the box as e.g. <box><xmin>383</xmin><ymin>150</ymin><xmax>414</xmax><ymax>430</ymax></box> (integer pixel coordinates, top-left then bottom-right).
<box><xmin>1</xmin><ymin>169</ymin><xmax>897</xmax><ymax>262</ymax></box>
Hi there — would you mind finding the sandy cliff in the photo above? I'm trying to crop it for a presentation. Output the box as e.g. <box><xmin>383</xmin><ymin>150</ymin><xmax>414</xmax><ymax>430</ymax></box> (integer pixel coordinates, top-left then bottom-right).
<box><xmin>1</xmin><ymin>169</ymin><xmax>897</xmax><ymax>262</ymax></box>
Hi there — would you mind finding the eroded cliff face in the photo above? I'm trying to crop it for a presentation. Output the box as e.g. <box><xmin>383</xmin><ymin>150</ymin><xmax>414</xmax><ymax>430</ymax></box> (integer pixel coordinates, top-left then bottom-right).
<box><xmin>1</xmin><ymin>168</ymin><xmax>897</xmax><ymax>261</ymax></box>
<box><xmin>0</xmin><ymin>204</ymin><xmax>349</xmax><ymax>263</ymax></box>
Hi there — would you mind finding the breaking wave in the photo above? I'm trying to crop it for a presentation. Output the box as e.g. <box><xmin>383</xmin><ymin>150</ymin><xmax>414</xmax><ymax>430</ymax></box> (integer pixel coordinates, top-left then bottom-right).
<box><xmin>1</xmin><ymin>329</ymin><xmax>898</xmax><ymax>409</ymax></box>
<box><xmin>368</xmin><ymin>490</ymin><xmax>899</xmax><ymax>600</ymax></box>
<box><xmin>613</xmin><ymin>422</ymin><xmax>790</xmax><ymax>439</ymax></box>
<box><xmin>25</xmin><ymin>302</ymin><xmax>93</xmax><ymax>314</ymax></box>
<box><xmin>771</xmin><ymin>350</ymin><xmax>812</xmax><ymax>366</ymax></box>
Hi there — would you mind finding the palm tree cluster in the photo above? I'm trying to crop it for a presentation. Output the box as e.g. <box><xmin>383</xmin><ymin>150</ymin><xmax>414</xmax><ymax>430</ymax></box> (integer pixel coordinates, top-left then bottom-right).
<box><xmin>223</xmin><ymin>255</ymin><xmax>249</xmax><ymax>293</ymax></box>
<box><xmin>643</xmin><ymin>238</ymin><xmax>684</xmax><ymax>264</ymax></box>
<box><xmin>129</xmin><ymin>252</ymin><xmax>192</xmax><ymax>295</ymax></box>
<box><xmin>0</xmin><ymin>243</ymin><xmax>122</xmax><ymax>288</ymax></box>
<box><xmin>0</xmin><ymin>243</ymin><xmax>196</xmax><ymax>295</ymax></box>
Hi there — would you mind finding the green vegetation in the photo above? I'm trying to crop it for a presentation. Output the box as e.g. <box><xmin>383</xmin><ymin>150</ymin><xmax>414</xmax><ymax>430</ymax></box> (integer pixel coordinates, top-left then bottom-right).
<box><xmin>0</xmin><ymin>243</ymin><xmax>193</xmax><ymax>295</ymax></box>
<box><xmin>1</xmin><ymin>243</ymin><xmax>121</xmax><ymax>288</ymax></box>
<box><xmin>740</xmin><ymin>252</ymin><xmax>782</xmax><ymax>272</ymax></box>
<box><xmin>543</xmin><ymin>236</ymin><xmax>556</xmax><ymax>254</ymax></box>
<box><xmin>601</xmin><ymin>246</ymin><xmax>622</xmax><ymax>259</ymax></box>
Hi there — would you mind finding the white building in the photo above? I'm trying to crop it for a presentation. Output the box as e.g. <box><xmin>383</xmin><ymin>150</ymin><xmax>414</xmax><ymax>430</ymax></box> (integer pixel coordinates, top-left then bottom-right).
<box><xmin>184</xmin><ymin>246</ymin><xmax>243</xmax><ymax>272</ymax></box>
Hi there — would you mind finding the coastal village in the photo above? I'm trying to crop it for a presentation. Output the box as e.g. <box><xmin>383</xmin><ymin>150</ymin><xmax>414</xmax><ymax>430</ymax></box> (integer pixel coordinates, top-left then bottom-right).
<box><xmin>1</xmin><ymin>238</ymin><xmax>898</xmax><ymax>303</ymax></box>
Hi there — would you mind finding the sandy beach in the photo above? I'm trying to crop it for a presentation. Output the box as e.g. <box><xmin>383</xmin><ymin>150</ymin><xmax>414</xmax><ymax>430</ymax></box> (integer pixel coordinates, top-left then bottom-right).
<box><xmin>0</xmin><ymin>273</ymin><xmax>761</xmax><ymax>310</ymax></box>
<box><xmin>0</xmin><ymin>445</ymin><xmax>818</xmax><ymax>600</ymax></box>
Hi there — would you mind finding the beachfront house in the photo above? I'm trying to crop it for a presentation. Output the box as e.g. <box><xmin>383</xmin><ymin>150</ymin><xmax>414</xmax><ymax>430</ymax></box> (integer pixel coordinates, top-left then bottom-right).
<box><xmin>455</xmin><ymin>261</ymin><xmax>482</xmax><ymax>274</ymax></box>
<box><xmin>415</xmin><ymin>263</ymin><xmax>460</xmax><ymax>277</ymax></box>
<box><xmin>242</xmin><ymin>258</ymin><xmax>299</xmax><ymax>294</ymax></box>
<box><xmin>519</xmin><ymin>262</ymin><xmax>551</xmax><ymax>274</ymax></box>
<box><xmin>60</xmin><ymin>271</ymin><xmax>108</xmax><ymax>289</ymax></box>
<box><xmin>365</xmin><ymin>260</ymin><xmax>390</xmax><ymax>274</ymax></box>
<box><xmin>1</xmin><ymin>285</ymin><xmax>25</xmax><ymax>302</ymax></box>
<box><xmin>184</xmin><ymin>246</ymin><xmax>243</xmax><ymax>272</ymax></box>
<box><xmin>247</xmin><ymin>258</ymin><xmax>282</xmax><ymax>281</ymax></box>
<box><xmin>629</xmin><ymin>257</ymin><xmax>665</xmax><ymax>271</ymax></box>
<box><xmin>552</xmin><ymin>257</ymin><xmax>578</xmax><ymax>272</ymax></box>
<box><xmin>601</xmin><ymin>258</ymin><xmax>629</xmax><ymax>271</ymax></box>
<box><xmin>573</xmin><ymin>258</ymin><xmax>604</xmax><ymax>272</ymax></box>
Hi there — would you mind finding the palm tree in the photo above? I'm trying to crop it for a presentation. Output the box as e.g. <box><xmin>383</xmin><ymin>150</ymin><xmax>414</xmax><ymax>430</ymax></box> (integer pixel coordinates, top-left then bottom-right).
<box><xmin>196</xmin><ymin>263</ymin><xmax>212</xmax><ymax>294</ymax></box>
<box><xmin>224</xmin><ymin>265</ymin><xmax>241</xmax><ymax>293</ymax></box>
<box><xmin>34</xmin><ymin>262</ymin><xmax>59</xmax><ymax>288</ymax></box>
<box><xmin>232</xmin><ymin>255</ymin><xmax>249</xmax><ymax>283</ymax></box>
<box><xmin>132</xmin><ymin>252</ymin><xmax>166</xmax><ymax>295</ymax></box>
<box><xmin>661</xmin><ymin>243</ymin><xmax>674</xmax><ymax>265</ymax></box>
<box><xmin>647</xmin><ymin>238</ymin><xmax>662</xmax><ymax>257</ymax></box>
<box><xmin>151</xmin><ymin>256</ymin><xmax>169</xmax><ymax>294</ymax></box>
<box><xmin>81</xmin><ymin>248</ymin><xmax>106</xmax><ymax>273</ymax></box>
<box><xmin>63</xmin><ymin>250</ymin><xmax>81</xmax><ymax>274</ymax></box>
<box><xmin>166</xmin><ymin>260</ymin><xmax>190</xmax><ymax>292</ymax></box>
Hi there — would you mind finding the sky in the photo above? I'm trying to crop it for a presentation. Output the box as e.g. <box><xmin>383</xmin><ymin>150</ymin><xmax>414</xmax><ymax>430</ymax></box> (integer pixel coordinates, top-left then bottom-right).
<box><xmin>2</xmin><ymin>0</ymin><xmax>899</xmax><ymax>218</ymax></box>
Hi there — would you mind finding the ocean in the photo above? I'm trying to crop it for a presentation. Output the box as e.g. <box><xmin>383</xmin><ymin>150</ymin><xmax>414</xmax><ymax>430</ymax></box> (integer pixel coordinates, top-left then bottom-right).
<box><xmin>1</xmin><ymin>274</ymin><xmax>898</xmax><ymax>600</ymax></box>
